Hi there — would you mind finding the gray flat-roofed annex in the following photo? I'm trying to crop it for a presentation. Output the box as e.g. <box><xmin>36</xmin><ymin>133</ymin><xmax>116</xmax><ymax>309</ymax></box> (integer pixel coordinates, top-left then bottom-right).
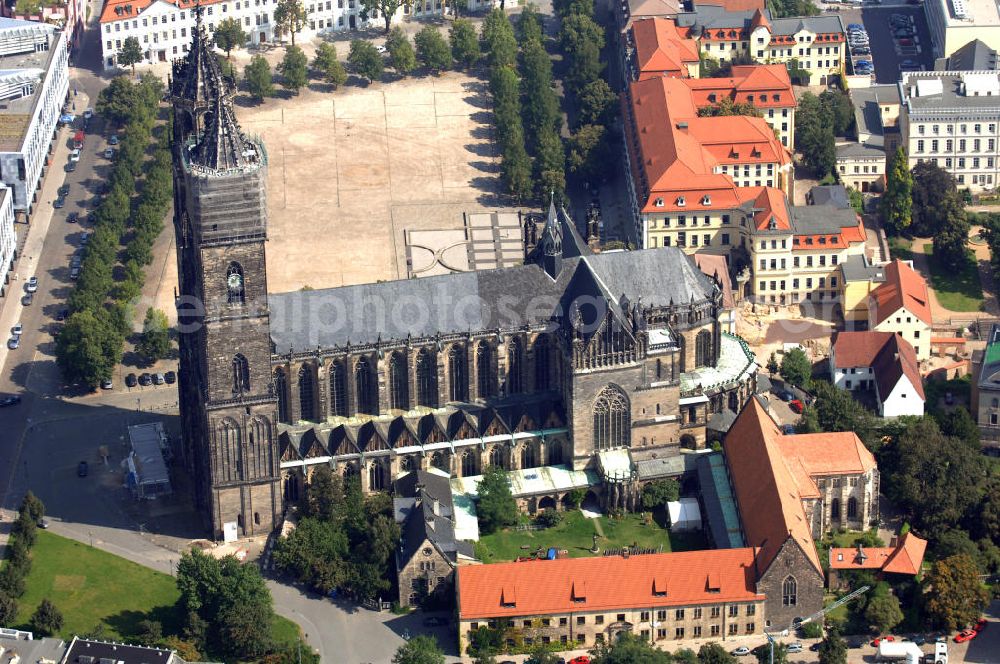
<box><xmin>901</xmin><ymin>72</ymin><xmax>1000</xmax><ymax>113</ymax></box>
<box><xmin>268</xmin><ymin>247</ymin><xmax>716</xmax><ymax>354</ymax></box>
<box><xmin>841</xmin><ymin>254</ymin><xmax>888</xmax><ymax>283</ymax></box>
<box><xmin>789</xmin><ymin>204</ymin><xmax>861</xmax><ymax>235</ymax></box>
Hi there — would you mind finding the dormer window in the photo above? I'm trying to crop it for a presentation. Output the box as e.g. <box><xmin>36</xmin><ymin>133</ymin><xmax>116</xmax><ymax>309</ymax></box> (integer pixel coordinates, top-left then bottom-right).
<box><xmin>768</xmin><ymin>217</ymin><xmax>777</xmax><ymax>230</ymax></box>
<box><xmin>702</xmin><ymin>195</ymin><xmax>712</xmax><ymax>205</ymax></box>
<box><xmin>655</xmin><ymin>197</ymin><xmax>664</xmax><ymax>207</ymax></box>
<box><xmin>676</xmin><ymin>196</ymin><xmax>686</xmax><ymax>207</ymax></box>
<box><xmin>708</xmin><ymin>93</ymin><xmax>717</xmax><ymax>102</ymax></box>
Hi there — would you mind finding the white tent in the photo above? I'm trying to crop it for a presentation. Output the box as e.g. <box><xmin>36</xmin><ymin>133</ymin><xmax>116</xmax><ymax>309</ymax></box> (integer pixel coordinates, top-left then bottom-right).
<box><xmin>667</xmin><ymin>497</ymin><xmax>702</xmax><ymax>531</ymax></box>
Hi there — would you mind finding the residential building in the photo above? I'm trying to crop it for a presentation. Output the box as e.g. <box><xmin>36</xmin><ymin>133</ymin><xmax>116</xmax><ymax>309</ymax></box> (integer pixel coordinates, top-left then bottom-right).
<box><xmin>724</xmin><ymin>399</ymin><xmax>879</xmax><ymax>628</ymax></box>
<box><xmin>0</xmin><ymin>630</ymin><xmax>188</xmax><ymax>664</ymax></box>
<box><xmin>830</xmin><ymin>331</ymin><xmax>926</xmax><ymax>417</ymax></box>
<box><xmin>456</xmin><ymin>549</ymin><xmax>767</xmax><ymax>653</ymax></box>
<box><xmin>5</xmin><ymin>0</ymin><xmax>86</xmax><ymax>51</ymax></box>
<box><xmin>827</xmin><ymin>532</ymin><xmax>927</xmax><ymax>589</ymax></box>
<box><xmin>0</xmin><ymin>186</ymin><xmax>15</xmax><ymax>297</ymax></box>
<box><xmin>899</xmin><ymin>70</ymin><xmax>1000</xmax><ymax>192</ymax></box>
<box><xmin>615</xmin><ymin>0</ymin><xmax>684</xmax><ymax>34</ymax></box>
<box><xmin>394</xmin><ymin>469</ymin><xmax>477</xmax><ymax>607</ymax></box>
<box><xmin>806</xmin><ymin>184</ymin><xmax>852</xmax><ymax>209</ymax></box>
<box><xmin>924</xmin><ymin>0</ymin><xmax>1000</xmax><ymax>60</ymax></box>
<box><xmin>0</xmin><ymin>630</ymin><xmax>66</xmax><ymax>664</ymax></box>
<box><xmin>838</xmin><ymin>255</ymin><xmax>888</xmax><ymax>325</ymax></box>
<box><xmin>0</xmin><ymin>18</ymin><xmax>69</xmax><ymax>219</ymax></box>
<box><xmin>100</xmin><ymin>0</ymin><xmax>496</xmax><ymax>69</ymax></box>
<box><xmin>867</xmin><ymin>259</ymin><xmax>933</xmax><ymax>361</ymax></box>
<box><xmin>972</xmin><ymin>322</ymin><xmax>1000</xmax><ymax>447</ymax></box>
<box><xmin>935</xmin><ymin>38</ymin><xmax>1000</xmax><ymax>71</ymax></box>
<box><xmin>838</xmin><ymin>84</ymin><xmax>902</xmax><ymax>193</ymax></box>
<box><xmin>684</xmin><ymin>64</ymin><xmax>797</xmax><ymax>147</ymax></box>
<box><xmin>625</xmin><ymin>17</ymin><xmax>700</xmax><ymax>81</ymax></box>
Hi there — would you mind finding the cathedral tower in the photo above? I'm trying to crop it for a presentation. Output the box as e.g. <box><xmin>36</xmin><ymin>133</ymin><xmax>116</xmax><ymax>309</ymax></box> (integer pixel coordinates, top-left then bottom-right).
<box><xmin>170</xmin><ymin>13</ymin><xmax>280</xmax><ymax>540</ymax></box>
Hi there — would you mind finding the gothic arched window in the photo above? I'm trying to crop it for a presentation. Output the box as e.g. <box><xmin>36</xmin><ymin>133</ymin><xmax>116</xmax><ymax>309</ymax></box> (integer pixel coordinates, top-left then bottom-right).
<box><xmin>274</xmin><ymin>368</ymin><xmax>289</xmax><ymax>424</ymax></box>
<box><xmin>593</xmin><ymin>385</ymin><xmax>630</xmax><ymax>451</ymax></box>
<box><xmin>298</xmin><ymin>365</ymin><xmax>316</xmax><ymax>422</ymax></box>
<box><xmin>355</xmin><ymin>357</ymin><xmax>376</xmax><ymax>415</ymax></box>
<box><xmin>534</xmin><ymin>336</ymin><xmax>550</xmax><ymax>391</ymax></box>
<box><xmin>218</xmin><ymin>418</ymin><xmax>243</xmax><ymax>483</ymax></box>
<box><xmin>847</xmin><ymin>497</ymin><xmax>858</xmax><ymax>519</ymax></box>
<box><xmin>369</xmin><ymin>460</ymin><xmax>387</xmax><ymax>491</ymax></box>
<box><xmin>476</xmin><ymin>342</ymin><xmax>494</xmax><ymax>398</ymax></box>
<box><xmin>488</xmin><ymin>445</ymin><xmax>505</xmax><ymax>469</ymax></box>
<box><xmin>782</xmin><ymin>576</ymin><xmax>797</xmax><ymax>606</ymax></box>
<box><xmin>696</xmin><ymin>329</ymin><xmax>713</xmax><ymax>367</ymax></box>
<box><xmin>831</xmin><ymin>498</ymin><xmax>841</xmax><ymax>519</ymax></box>
<box><xmin>430</xmin><ymin>451</ymin><xmax>448</xmax><ymax>473</ymax></box>
<box><xmin>329</xmin><ymin>362</ymin><xmax>347</xmax><ymax>417</ymax></box>
<box><xmin>415</xmin><ymin>348</ymin><xmax>437</xmax><ymax>408</ymax></box>
<box><xmin>461</xmin><ymin>449</ymin><xmax>479</xmax><ymax>477</ymax></box>
<box><xmin>226</xmin><ymin>262</ymin><xmax>245</xmax><ymax>305</ymax></box>
<box><xmin>507</xmin><ymin>337</ymin><xmax>524</xmax><ymax>395</ymax></box>
<box><xmin>520</xmin><ymin>442</ymin><xmax>538</xmax><ymax>469</ymax></box>
<box><xmin>448</xmin><ymin>345</ymin><xmax>468</xmax><ymax>402</ymax></box>
<box><xmin>232</xmin><ymin>354</ymin><xmax>250</xmax><ymax>394</ymax></box>
<box><xmin>389</xmin><ymin>352</ymin><xmax>408</xmax><ymax>411</ymax></box>
<box><xmin>547</xmin><ymin>438</ymin><xmax>563</xmax><ymax>465</ymax></box>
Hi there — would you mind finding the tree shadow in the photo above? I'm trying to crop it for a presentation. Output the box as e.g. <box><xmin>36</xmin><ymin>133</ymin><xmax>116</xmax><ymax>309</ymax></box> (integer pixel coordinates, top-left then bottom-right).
<box><xmin>462</xmin><ymin>94</ymin><xmax>492</xmax><ymax>109</ymax></box>
<box><xmin>469</xmin><ymin>161</ymin><xmax>498</xmax><ymax>174</ymax></box>
<box><xmin>463</xmin><ymin>143</ymin><xmax>493</xmax><ymax>157</ymax></box>
<box><xmin>103</xmin><ymin>604</ymin><xmax>183</xmax><ymax>641</ymax></box>
<box><xmin>469</xmin><ymin>111</ymin><xmax>493</xmax><ymax>127</ymax></box>
<box><xmin>233</xmin><ymin>94</ymin><xmax>266</xmax><ymax>108</ymax></box>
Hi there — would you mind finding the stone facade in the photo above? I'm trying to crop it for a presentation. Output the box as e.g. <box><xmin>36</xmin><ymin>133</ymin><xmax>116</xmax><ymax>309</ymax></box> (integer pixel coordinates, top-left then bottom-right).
<box><xmin>757</xmin><ymin>539</ymin><xmax>825</xmax><ymax>630</ymax></box>
<box><xmin>398</xmin><ymin>536</ymin><xmax>456</xmax><ymax>607</ymax></box>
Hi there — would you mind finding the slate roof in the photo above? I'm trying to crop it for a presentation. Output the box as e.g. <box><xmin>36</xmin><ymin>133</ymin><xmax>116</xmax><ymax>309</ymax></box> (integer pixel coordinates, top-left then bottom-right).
<box><xmin>940</xmin><ymin>39</ymin><xmax>999</xmax><ymax>71</ymax></box>
<box><xmin>394</xmin><ymin>470</ymin><xmax>475</xmax><ymax>568</ymax></box>
<box><xmin>269</xmin><ymin>247</ymin><xmax>716</xmax><ymax>354</ymax></box>
<box><xmin>63</xmin><ymin>636</ymin><xmax>179</xmax><ymax>664</ymax></box>
<box><xmin>770</xmin><ymin>15</ymin><xmax>845</xmax><ymax>36</ymax></box>
<box><xmin>808</xmin><ymin>185</ymin><xmax>851</xmax><ymax>210</ymax></box>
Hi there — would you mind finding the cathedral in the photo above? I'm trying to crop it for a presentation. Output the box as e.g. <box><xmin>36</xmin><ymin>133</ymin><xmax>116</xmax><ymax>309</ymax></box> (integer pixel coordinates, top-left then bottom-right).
<box><xmin>170</xmin><ymin>21</ymin><xmax>758</xmax><ymax>541</ymax></box>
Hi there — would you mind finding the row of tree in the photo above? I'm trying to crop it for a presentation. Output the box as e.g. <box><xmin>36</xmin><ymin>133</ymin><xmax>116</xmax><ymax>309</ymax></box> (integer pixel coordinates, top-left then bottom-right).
<box><xmin>882</xmin><ymin>154</ymin><xmax>970</xmax><ymax>269</ymax></box>
<box><xmin>55</xmin><ymin>75</ymin><xmax>173</xmax><ymax>388</ymax></box>
<box><xmin>0</xmin><ymin>493</ymin><xmax>54</xmax><ymax>631</ymax></box>
<box><xmin>272</xmin><ymin>466</ymin><xmax>400</xmax><ymax>602</ymax></box>
<box><xmin>794</xmin><ymin>88</ymin><xmax>853</xmax><ymax>179</ymax></box>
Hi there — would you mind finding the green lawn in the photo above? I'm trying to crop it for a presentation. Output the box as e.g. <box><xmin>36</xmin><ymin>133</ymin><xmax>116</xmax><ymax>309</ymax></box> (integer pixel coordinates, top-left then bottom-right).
<box><xmin>922</xmin><ymin>244</ymin><xmax>984</xmax><ymax>312</ymax></box>
<box><xmin>888</xmin><ymin>236</ymin><xmax>913</xmax><ymax>261</ymax></box>
<box><xmin>6</xmin><ymin>531</ymin><xmax>301</xmax><ymax>648</ymax></box>
<box><xmin>474</xmin><ymin>510</ymin><xmax>709</xmax><ymax>563</ymax></box>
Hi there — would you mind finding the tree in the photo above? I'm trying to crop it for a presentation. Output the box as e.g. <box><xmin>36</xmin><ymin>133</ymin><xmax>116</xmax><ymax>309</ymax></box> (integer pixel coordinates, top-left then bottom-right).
<box><xmin>767</xmin><ymin>352</ymin><xmax>779</xmax><ymax>375</ymax></box>
<box><xmin>912</xmin><ymin>161</ymin><xmax>966</xmax><ymax>238</ymax></box>
<box><xmin>0</xmin><ymin>592</ymin><xmax>17</xmax><ymax>626</ymax></box>
<box><xmin>932</xmin><ymin>207</ymin><xmax>971</xmax><ymax>271</ymax></box>
<box><xmin>56</xmin><ymin>310</ymin><xmax>121</xmax><ymax>388</ymax></box>
<box><xmin>559</xmin><ymin>13</ymin><xmax>604</xmax><ymax>92</ymax></box>
<box><xmin>245</xmin><ymin>55</ymin><xmax>274</xmax><ymax>101</ymax></box>
<box><xmin>817</xmin><ymin>627</ymin><xmax>848</xmax><ymax>664</ymax></box>
<box><xmin>517</xmin><ymin>4</ymin><xmax>544</xmax><ymax>43</ymax></box>
<box><xmin>31</xmin><ymin>599</ymin><xmax>64</xmax><ymax>637</ymax></box>
<box><xmin>819</xmin><ymin>88</ymin><xmax>855</xmax><ymax>135</ymax></box>
<box><xmin>348</xmin><ymin>40</ymin><xmax>384</xmax><ymax>83</ymax></box>
<box><xmin>450</xmin><ymin>19</ymin><xmax>481</xmax><ymax>69</ymax></box>
<box><xmin>535</xmin><ymin>129</ymin><xmax>566</xmax><ymax>200</ymax></box>
<box><xmin>21</xmin><ymin>491</ymin><xmax>45</xmax><ymax>523</ymax></box>
<box><xmin>415</xmin><ymin>26</ymin><xmax>453</xmax><ymax>73</ymax></box>
<box><xmin>524</xmin><ymin>647</ymin><xmax>562</xmax><ymax>664</ymax></box>
<box><xmin>482</xmin><ymin>9</ymin><xmax>517</xmax><ymax>70</ymax></box>
<box><xmin>387</xmin><ymin>27</ymin><xmax>417</xmax><ymax>76</ymax></box>
<box><xmin>806</xmin><ymin>381</ymin><xmax>878</xmax><ymax>449</ymax></box>
<box><xmin>697</xmin><ymin>643</ymin><xmax>736</xmax><ymax>664</ymax></box>
<box><xmin>97</xmin><ymin>77</ymin><xmax>144</xmax><ymax>126</ymax></box>
<box><xmin>520</xmin><ymin>38</ymin><xmax>560</xmax><ymax>146</ymax></box>
<box><xmin>137</xmin><ymin>619</ymin><xmax>163</xmax><ymax>644</ymax></box>
<box><xmin>779</xmin><ymin>348</ymin><xmax>811</xmax><ymax>387</ymax></box>
<box><xmin>578</xmin><ymin>78</ymin><xmax>616</xmax><ymax>126</ymax></box>
<box><xmin>360</xmin><ymin>0</ymin><xmax>402</xmax><ymax>34</ymax></box>
<box><xmin>214</xmin><ymin>18</ymin><xmax>248</xmax><ymax>58</ymax></box>
<box><xmin>865</xmin><ymin>593</ymin><xmax>903</xmax><ymax>633</ymax></box>
<box><xmin>392</xmin><ymin>635</ymin><xmax>446</xmax><ymax>664</ymax></box>
<box><xmin>795</xmin><ymin>92</ymin><xmax>836</xmax><ymax>178</ymax></box>
<box><xmin>567</xmin><ymin>123</ymin><xmax>611</xmax><ymax>182</ymax></box>
<box><xmin>273</xmin><ymin>0</ymin><xmax>307</xmax><ymax>46</ymax></box>
<box><xmin>138</xmin><ymin>308</ymin><xmax>171</xmax><ymax>362</ymax></box>
<box><xmin>642</xmin><ymin>478</ymin><xmax>680</xmax><ymax>510</ymax></box>
<box><xmin>924</xmin><ymin>554</ymin><xmax>990</xmax><ymax>630</ymax></box>
<box><xmin>769</xmin><ymin>0</ymin><xmax>819</xmax><ymax>18</ymax></box>
<box><xmin>475</xmin><ymin>465</ymin><xmax>518</xmax><ymax>534</ymax></box>
<box><xmin>881</xmin><ymin>147</ymin><xmax>913</xmax><ymax>235</ymax></box>
<box><xmin>313</xmin><ymin>42</ymin><xmax>348</xmax><ymax>88</ymax></box>
<box><xmin>590</xmin><ymin>632</ymin><xmax>672</xmax><ymax>663</ymax></box>
<box><xmin>118</xmin><ymin>36</ymin><xmax>144</xmax><ymax>76</ymax></box>
<box><xmin>278</xmin><ymin>45</ymin><xmax>309</xmax><ymax>94</ymax></box>
<box><xmin>755</xmin><ymin>643</ymin><xmax>788</xmax><ymax>664</ymax></box>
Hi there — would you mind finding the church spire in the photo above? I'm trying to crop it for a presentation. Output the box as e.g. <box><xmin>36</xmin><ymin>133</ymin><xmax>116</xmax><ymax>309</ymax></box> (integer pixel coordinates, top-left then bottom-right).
<box><xmin>537</xmin><ymin>193</ymin><xmax>563</xmax><ymax>278</ymax></box>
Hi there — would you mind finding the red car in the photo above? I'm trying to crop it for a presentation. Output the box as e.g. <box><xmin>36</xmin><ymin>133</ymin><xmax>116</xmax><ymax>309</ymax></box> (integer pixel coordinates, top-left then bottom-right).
<box><xmin>569</xmin><ymin>658</ymin><xmax>591</xmax><ymax>664</ymax></box>
<box><xmin>974</xmin><ymin>618</ymin><xmax>988</xmax><ymax>632</ymax></box>
<box><xmin>789</xmin><ymin>399</ymin><xmax>804</xmax><ymax>413</ymax></box>
<box><xmin>871</xmin><ymin>636</ymin><xmax>895</xmax><ymax>647</ymax></box>
<box><xmin>954</xmin><ymin>629</ymin><xmax>977</xmax><ymax>643</ymax></box>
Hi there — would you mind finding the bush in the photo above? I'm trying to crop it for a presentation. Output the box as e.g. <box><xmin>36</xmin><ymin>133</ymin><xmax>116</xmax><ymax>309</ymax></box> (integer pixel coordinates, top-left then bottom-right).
<box><xmin>799</xmin><ymin>621</ymin><xmax>823</xmax><ymax>638</ymax></box>
<box><xmin>535</xmin><ymin>509</ymin><xmax>562</xmax><ymax>528</ymax></box>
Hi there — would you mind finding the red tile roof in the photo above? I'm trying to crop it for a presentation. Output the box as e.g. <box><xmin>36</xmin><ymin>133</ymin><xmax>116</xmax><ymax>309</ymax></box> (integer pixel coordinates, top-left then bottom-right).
<box><xmin>870</xmin><ymin>260</ymin><xmax>932</xmax><ymax>328</ymax></box>
<box><xmin>740</xmin><ymin>186</ymin><xmax>790</xmax><ymax>231</ymax></box>
<box><xmin>101</xmin><ymin>0</ymin><xmax>209</xmax><ymax>23</ymax></box>
<box><xmin>724</xmin><ymin>399</ymin><xmax>824</xmax><ymax>576</ymax></box>
<box><xmin>456</xmin><ymin>549</ymin><xmax>764</xmax><ymax>620</ymax></box>
<box><xmin>695</xmin><ymin>253</ymin><xmax>734</xmax><ymax>308</ymax></box>
<box><xmin>686</xmin><ymin>65</ymin><xmax>794</xmax><ymax>109</ymax></box>
<box><xmin>829</xmin><ymin>533</ymin><xmax>926</xmax><ymax>576</ymax></box>
<box><xmin>632</xmin><ymin>18</ymin><xmax>700</xmax><ymax>80</ymax></box>
<box><xmin>831</xmin><ymin>331</ymin><xmax>897</xmax><ymax>368</ymax></box>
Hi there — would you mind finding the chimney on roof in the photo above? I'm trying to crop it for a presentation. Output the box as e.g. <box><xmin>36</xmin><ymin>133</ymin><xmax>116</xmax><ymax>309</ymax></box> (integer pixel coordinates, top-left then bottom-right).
<box><xmin>855</xmin><ymin>542</ymin><xmax>868</xmax><ymax>564</ymax></box>
<box><xmin>676</xmin><ymin>121</ymin><xmax>688</xmax><ymax>130</ymax></box>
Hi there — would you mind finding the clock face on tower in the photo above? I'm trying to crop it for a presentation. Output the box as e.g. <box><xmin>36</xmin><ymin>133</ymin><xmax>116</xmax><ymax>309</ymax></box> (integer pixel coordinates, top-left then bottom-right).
<box><xmin>228</xmin><ymin>271</ymin><xmax>243</xmax><ymax>293</ymax></box>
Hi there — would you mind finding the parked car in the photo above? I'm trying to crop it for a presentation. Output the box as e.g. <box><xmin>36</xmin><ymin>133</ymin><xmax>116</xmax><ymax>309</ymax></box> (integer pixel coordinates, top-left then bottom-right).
<box><xmin>54</xmin><ymin>196</ymin><xmax>65</xmax><ymax>209</ymax></box>
<box><xmin>974</xmin><ymin>618</ymin><xmax>988</xmax><ymax>632</ymax></box>
<box><xmin>7</xmin><ymin>337</ymin><xmax>19</xmax><ymax>350</ymax></box>
<box><xmin>70</xmin><ymin>266</ymin><xmax>80</xmax><ymax>281</ymax></box>
<box><xmin>872</xmin><ymin>636</ymin><xmax>895</xmax><ymax>647</ymax></box>
<box><xmin>847</xmin><ymin>23</ymin><xmax>865</xmax><ymax>31</ymax></box>
<box><xmin>65</xmin><ymin>161</ymin><xmax>76</xmax><ymax>173</ymax></box>
<box><xmin>789</xmin><ymin>399</ymin><xmax>804</xmax><ymax>413</ymax></box>
<box><xmin>69</xmin><ymin>148</ymin><xmax>81</xmax><ymax>162</ymax></box>
<box><xmin>787</xmin><ymin>643</ymin><xmax>803</xmax><ymax>653</ymax></box>
<box><xmin>12</xmin><ymin>324</ymin><xmax>22</xmax><ymax>336</ymax></box>
<box><xmin>37</xmin><ymin>519</ymin><xmax>49</xmax><ymax>529</ymax></box>
<box><xmin>776</xmin><ymin>389</ymin><xmax>794</xmax><ymax>402</ymax></box>
<box><xmin>810</xmin><ymin>642</ymin><xmax>822</xmax><ymax>652</ymax></box>
<box><xmin>77</xmin><ymin>461</ymin><xmax>89</xmax><ymax>477</ymax></box>
<box><xmin>104</xmin><ymin>147</ymin><xmax>115</xmax><ymax>159</ymax></box>
<box><xmin>101</xmin><ymin>379</ymin><xmax>113</xmax><ymax>390</ymax></box>
<box><xmin>83</xmin><ymin>108</ymin><xmax>94</xmax><ymax>120</ymax></box>
<box><xmin>56</xmin><ymin>308</ymin><xmax>68</xmax><ymax>321</ymax></box>
<box><xmin>26</xmin><ymin>276</ymin><xmax>38</xmax><ymax>292</ymax></box>
<box><xmin>59</xmin><ymin>113</ymin><xmax>76</xmax><ymax>125</ymax></box>
<box><xmin>109</xmin><ymin>134</ymin><xmax>119</xmax><ymax>145</ymax></box>
<box><xmin>731</xmin><ymin>647</ymin><xmax>752</xmax><ymax>657</ymax></box>
<box><xmin>164</xmin><ymin>370</ymin><xmax>177</xmax><ymax>384</ymax></box>
<box><xmin>901</xmin><ymin>59</ymin><xmax>920</xmax><ymax>68</ymax></box>
<box><xmin>139</xmin><ymin>372</ymin><xmax>152</xmax><ymax>386</ymax></box>
<box><xmin>21</xmin><ymin>293</ymin><xmax>33</xmax><ymax>306</ymax></box>
<box><xmin>154</xmin><ymin>372</ymin><xmax>166</xmax><ymax>385</ymax></box>
<box><xmin>898</xmin><ymin>38</ymin><xmax>914</xmax><ymax>46</ymax></box>
<box><xmin>126</xmin><ymin>373</ymin><xmax>138</xmax><ymax>387</ymax></box>
<box><xmin>58</xmin><ymin>184</ymin><xmax>71</xmax><ymax>197</ymax></box>
<box><xmin>954</xmin><ymin>629</ymin><xmax>977</xmax><ymax>643</ymax></box>
<box><xmin>0</xmin><ymin>395</ymin><xmax>22</xmax><ymax>407</ymax></box>
<box><xmin>852</xmin><ymin>47</ymin><xmax>871</xmax><ymax>55</ymax></box>
<box><xmin>568</xmin><ymin>658</ymin><xmax>590</xmax><ymax>664</ymax></box>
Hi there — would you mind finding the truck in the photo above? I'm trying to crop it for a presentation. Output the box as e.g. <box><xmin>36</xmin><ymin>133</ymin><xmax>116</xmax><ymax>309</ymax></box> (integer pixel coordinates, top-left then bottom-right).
<box><xmin>878</xmin><ymin>641</ymin><xmax>923</xmax><ymax>663</ymax></box>
<box><xmin>72</xmin><ymin>130</ymin><xmax>85</xmax><ymax>149</ymax></box>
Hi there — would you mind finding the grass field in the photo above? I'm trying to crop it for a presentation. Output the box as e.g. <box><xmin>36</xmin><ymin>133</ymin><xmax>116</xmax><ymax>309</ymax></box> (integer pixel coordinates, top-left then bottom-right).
<box><xmin>922</xmin><ymin>244</ymin><xmax>984</xmax><ymax>312</ymax></box>
<box><xmin>888</xmin><ymin>236</ymin><xmax>913</xmax><ymax>261</ymax></box>
<box><xmin>7</xmin><ymin>531</ymin><xmax>301</xmax><ymax>648</ymax></box>
<box><xmin>474</xmin><ymin>510</ymin><xmax>709</xmax><ymax>563</ymax></box>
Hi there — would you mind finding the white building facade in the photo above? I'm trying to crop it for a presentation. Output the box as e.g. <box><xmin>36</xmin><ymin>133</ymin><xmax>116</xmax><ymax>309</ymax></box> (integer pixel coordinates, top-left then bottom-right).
<box><xmin>0</xmin><ymin>187</ymin><xmax>15</xmax><ymax>297</ymax></box>
<box><xmin>0</xmin><ymin>19</ymin><xmax>70</xmax><ymax>219</ymax></box>
<box><xmin>100</xmin><ymin>0</ymin><xmax>497</xmax><ymax>70</ymax></box>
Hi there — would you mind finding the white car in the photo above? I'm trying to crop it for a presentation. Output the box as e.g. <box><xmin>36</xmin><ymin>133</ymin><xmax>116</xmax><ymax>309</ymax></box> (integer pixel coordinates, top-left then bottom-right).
<box><xmin>787</xmin><ymin>642</ymin><xmax>803</xmax><ymax>653</ymax></box>
<box><xmin>731</xmin><ymin>646</ymin><xmax>752</xmax><ymax>657</ymax></box>
<box><xmin>25</xmin><ymin>276</ymin><xmax>38</xmax><ymax>293</ymax></box>
<box><xmin>11</xmin><ymin>324</ymin><xmax>22</xmax><ymax>336</ymax></box>
<box><xmin>83</xmin><ymin>108</ymin><xmax>94</xmax><ymax>120</ymax></box>
<box><xmin>69</xmin><ymin>148</ymin><xmax>81</xmax><ymax>162</ymax></box>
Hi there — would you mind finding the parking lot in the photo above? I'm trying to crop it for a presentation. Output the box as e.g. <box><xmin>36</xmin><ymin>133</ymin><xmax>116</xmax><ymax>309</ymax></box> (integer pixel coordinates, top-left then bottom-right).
<box><xmin>836</xmin><ymin>4</ymin><xmax>935</xmax><ymax>83</ymax></box>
